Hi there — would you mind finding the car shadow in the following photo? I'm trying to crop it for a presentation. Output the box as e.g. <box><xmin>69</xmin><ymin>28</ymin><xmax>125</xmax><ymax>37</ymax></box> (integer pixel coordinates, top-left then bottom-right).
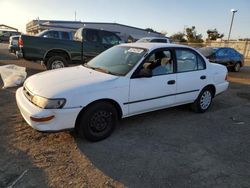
<box><xmin>74</xmin><ymin>83</ymin><xmax>250</xmax><ymax>187</ymax></box>
<box><xmin>0</xmin><ymin>147</ymin><xmax>49</xmax><ymax>188</ymax></box>
<box><xmin>73</xmin><ymin>103</ymin><xmax>236</xmax><ymax>187</ymax></box>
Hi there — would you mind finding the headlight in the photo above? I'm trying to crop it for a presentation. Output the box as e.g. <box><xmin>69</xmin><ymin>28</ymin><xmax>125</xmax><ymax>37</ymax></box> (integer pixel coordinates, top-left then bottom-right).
<box><xmin>32</xmin><ymin>95</ymin><xmax>66</xmax><ymax>109</ymax></box>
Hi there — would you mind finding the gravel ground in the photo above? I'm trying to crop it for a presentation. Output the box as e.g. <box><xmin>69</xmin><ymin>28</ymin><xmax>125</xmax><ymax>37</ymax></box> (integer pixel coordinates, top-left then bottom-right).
<box><xmin>1</xmin><ymin>43</ymin><xmax>250</xmax><ymax>188</ymax></box>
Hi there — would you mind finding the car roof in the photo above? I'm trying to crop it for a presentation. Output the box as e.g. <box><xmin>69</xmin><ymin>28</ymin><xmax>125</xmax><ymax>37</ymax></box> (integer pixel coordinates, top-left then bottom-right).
<box><xmin>120</xmin><ymin>42</ymin><xmax>193</xmax><ymax>51</ymax></box>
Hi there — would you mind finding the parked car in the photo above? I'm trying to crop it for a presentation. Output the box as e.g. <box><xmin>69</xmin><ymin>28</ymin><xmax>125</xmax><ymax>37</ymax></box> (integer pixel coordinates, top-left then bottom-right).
<box><xmin>9</xmin><ymin>35</ymin><xmax>20</xmax><ymax>53</ymax></box>
<box><xmin>199</xmin><ymin>47</ymin><xmax>244</xmax><ymax>72</ymax></box>
<box><xmin>17</xmin><ymin>27</ymin><xmax>122</xmax><ymax>70</ymax></box>
<box><xmin>136</xmin><ymin>37</ymin><xmax>171</xmax><ymax>43</ymax></box>
<box><xmin>0</xmin><ymin>30</ymin><xmax>21</xmax><ymax>42</ymax></box>
<box><xmin>36</xmin><ymin>29</ymin><xmax>74</xmax><ymax>40</ymax></box>
<box><xmin>16</xmin><ymin>43</ymin><xmax>229</xmax><ymax>141</ymax></box>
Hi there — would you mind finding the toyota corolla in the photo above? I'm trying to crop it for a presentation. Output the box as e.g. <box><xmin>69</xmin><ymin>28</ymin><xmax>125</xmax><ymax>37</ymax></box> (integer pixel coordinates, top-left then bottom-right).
<box><xmin>16</xmin><ymin>43</ymin><xmax>229</xmax><ymax>141</ymax></box>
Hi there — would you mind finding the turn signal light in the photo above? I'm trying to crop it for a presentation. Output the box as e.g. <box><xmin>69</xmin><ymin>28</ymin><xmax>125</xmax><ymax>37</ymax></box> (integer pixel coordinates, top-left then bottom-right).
<box><xmin>30</xmin><ymin>115</ymin><xmax>55</xmax><ymax>122</ymax></box>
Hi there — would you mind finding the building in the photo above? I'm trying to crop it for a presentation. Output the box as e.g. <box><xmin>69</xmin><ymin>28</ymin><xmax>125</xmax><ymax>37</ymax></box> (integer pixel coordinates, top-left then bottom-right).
<box><xmin>0</xmin><ymin>24</ymin><xmax>20</xmax><ymax>42</ymax></box>
<box><xmin>26</xmin><ymin>20</ymin><xmax>165</xmax><ymax>42</ymax></box>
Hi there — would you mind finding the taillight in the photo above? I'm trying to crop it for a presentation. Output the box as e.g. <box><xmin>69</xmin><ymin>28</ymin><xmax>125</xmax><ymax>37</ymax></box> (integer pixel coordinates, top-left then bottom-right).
<box><xmin>18</xmin><ymin>38</ymin><xmax>23</xmax><ymax>46</ymax></box>
<box><xmin>225</xmin><ymin>74</ymin><xmax>228</xmax><ymax>81</ymax></box>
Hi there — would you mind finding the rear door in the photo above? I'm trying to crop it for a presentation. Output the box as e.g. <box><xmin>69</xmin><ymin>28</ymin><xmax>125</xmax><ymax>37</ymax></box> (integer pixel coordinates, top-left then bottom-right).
<box><xmin>175</xmin><ymin>48</ymin><xmax>208</xmax><ymax>104</ymax></box>
<box><xmin>215</xmin><ymin>48</ymin><xmax>230</xmax><ymax>66</ymax></box>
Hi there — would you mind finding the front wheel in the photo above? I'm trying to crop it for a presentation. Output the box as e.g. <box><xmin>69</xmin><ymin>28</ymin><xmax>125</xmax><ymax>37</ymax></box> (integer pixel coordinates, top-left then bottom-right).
<box><xmin>191</xmin><ymin>88</ymin><xmax>213</xmax><ymax>113</ymax></box>
<box><xmin>76</xmin><ymin>102</ymin><xmax>118</xmax><ymax>142</ymax></box>
<box><xmin>46</xmin><ymin>56</ymin><xmax>68</xmax><ymax>70</ymax></box>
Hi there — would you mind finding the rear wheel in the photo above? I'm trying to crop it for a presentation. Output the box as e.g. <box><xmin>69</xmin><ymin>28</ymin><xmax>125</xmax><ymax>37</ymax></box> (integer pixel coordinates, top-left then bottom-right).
<box><xmin>233</xmin><ymin>62</ymin><xmax>241</xmax><ymax>72</ymax></box>
<box><xmin>76</xmin><ymin>102</ymin><xmax>118</xmax><ymax>142</ymax></box>
<box><xmin>46</xmin><ymin>56</ymin><xmax>68</xmax><ymax>70</ymax></box>
<box><xmin>191</xmin><ymin>88</ymin><xmax>213</xmax><ymax>113</ymax></box>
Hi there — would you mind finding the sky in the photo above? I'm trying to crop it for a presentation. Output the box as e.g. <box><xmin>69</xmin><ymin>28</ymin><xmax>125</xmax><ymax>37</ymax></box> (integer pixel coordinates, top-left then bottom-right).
<box><xmin>0</xmin><ymin>0</ymin><xmax>249</xmax><ymax>39</ymax></box>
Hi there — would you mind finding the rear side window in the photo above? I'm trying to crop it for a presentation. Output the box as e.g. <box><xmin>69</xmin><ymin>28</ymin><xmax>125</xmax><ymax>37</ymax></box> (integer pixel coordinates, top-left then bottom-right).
<box><xmin>45</xmin><ymin>31</ymin><xmax>59</xmax><ymax>39</ymax></box>
<box><xmin>61</xmin><ymin>32</ymin><xmax>70</xmax><ymax>40</ymax></box>
<box><xmin>176</xmin><ymin>49</ymin><xmax>206</xmax><ymax>72</ymax></box>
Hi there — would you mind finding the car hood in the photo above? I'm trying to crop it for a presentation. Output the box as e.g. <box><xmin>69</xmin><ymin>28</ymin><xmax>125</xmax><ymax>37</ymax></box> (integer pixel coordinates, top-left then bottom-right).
<box><xmin>24</xmin><ymin>66</ymin><xmax>118</xmax><ymax>97</ymax></box>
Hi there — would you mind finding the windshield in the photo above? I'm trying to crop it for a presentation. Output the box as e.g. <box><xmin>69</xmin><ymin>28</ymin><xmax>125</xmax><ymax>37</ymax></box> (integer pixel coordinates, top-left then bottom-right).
<box><xmin>86</xmin><ymin>46</ymin><xmax>147</xmax><ymax>76</ymax></box>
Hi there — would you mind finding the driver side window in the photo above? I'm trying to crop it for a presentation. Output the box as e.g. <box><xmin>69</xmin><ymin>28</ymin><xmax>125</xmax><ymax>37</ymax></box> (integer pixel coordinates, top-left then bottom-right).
<box><xmin>142</xmin><ymin>50</ymin><xmax>174</xmax><ymax>76</ymax></box>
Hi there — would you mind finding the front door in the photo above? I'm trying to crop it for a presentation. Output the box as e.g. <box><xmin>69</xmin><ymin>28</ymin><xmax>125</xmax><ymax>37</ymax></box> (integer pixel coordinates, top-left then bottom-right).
<box><xmin>128</xmin><ymin>49</ymin><xmax>177</xmax><ymax>115</ymax></box>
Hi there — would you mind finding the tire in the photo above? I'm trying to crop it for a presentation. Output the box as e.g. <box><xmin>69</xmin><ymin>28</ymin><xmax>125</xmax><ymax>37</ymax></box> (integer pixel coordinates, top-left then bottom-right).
<box><xmin>46</xmin><ymin>56</ymin><xmax>68</xmax><ymax>70</ymax></box>
<box><xmin>191</xmin><ymin>88</ymin><xmax>213</xmax><ymax>113</ymax></box>
<box><xmin>233</xmin><ymin>62</ymin><xmax>241</xmax><ymax>72</ymax></box>
<box><xmin>77</xmin><ymin>102</ymin><xmax>118</xmax><ymax>142</ymax></box>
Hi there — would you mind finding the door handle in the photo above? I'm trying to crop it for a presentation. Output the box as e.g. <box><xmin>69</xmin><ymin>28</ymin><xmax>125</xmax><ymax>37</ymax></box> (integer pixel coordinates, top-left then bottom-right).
<box><xmin>200</xmin><ymin>75</ymin><xmax>206</xmax><ymax>80</ymax></box>
<box><xmin>167</xmin><ymin>80</ymin><xmax>176</xmax><ymax>85</ymax></box>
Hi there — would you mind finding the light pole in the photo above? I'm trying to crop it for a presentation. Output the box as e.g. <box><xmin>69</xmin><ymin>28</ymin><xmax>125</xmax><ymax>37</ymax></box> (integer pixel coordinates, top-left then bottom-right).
<box><xmin>227</xmin><ymin>9</ymin><xmax>238</xmax><ymax>41</ymax></box>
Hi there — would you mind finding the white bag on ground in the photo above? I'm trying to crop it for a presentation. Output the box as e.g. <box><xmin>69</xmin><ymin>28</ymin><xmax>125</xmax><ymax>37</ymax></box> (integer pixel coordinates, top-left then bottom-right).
<box><xmin>0</xmin><ymin>65</ymin><xmax>27</xmax><ymax>88</ymax></box>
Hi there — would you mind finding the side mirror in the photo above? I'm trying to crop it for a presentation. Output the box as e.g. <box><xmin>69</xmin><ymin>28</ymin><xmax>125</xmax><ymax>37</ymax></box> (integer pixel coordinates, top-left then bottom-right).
<box><xmin>137</xmin><ymin>68</ymin><xmax>152</xmax><ymax>78</ymax></box>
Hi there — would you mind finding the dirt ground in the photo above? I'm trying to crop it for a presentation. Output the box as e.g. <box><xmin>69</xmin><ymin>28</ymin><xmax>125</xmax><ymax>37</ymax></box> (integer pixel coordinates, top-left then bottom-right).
<box><xmin>1</xmin><ymin>43</ymin><xmax>250</xmax><ymax>188</ymax></box>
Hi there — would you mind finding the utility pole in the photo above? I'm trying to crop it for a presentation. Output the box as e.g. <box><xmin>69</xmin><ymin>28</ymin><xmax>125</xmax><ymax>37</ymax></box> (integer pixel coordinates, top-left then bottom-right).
<box><xmin>228</xmin><ymin>9</ymin><xmax>238</xmax><ymax>41</ymax></box>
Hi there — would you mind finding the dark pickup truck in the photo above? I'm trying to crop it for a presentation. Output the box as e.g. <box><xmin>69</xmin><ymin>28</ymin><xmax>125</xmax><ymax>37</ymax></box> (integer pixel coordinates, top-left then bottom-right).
<box><xmin>18</xmin><ymin>27</ymin><xmax>122</xmax><ymax>69</ymax></box>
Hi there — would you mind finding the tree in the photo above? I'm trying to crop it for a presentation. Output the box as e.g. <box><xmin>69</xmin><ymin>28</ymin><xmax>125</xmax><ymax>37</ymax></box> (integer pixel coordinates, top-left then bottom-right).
<box><xmin>207</xmin><ymin>29</ymin><xmax>224</xmax><ymax>40</ymax></box>
<box><xmin>185</xmin><ymin>26</ymin><xmax>203</xmax><ymax>43</ymax></box>
<box><xmin>170</xmin><ymin>32</ymin><xmax>187</xmax><ymax>42</ymax></box>
<box><xmin>160</xmin><ymin>30</ymin><xmax>168</xmax><ymax>36</ymax></box>
<box><xmin>238</xmin><ymin>38</ymin><xmax>250</xmax><ymax>41</ymax></box>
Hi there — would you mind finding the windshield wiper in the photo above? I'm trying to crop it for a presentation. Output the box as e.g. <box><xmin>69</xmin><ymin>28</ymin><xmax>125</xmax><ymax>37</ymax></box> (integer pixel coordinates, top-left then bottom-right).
<box><xmin>83</xmin><ymin>64</ymin><xmax>121</xmax><ymax>76</ymax></box>
<box><xmin>83</xmin><ymin>63</ymin><xmax>94</xmax><ymax>69</ymax></box>
<box><xmin>93</xmin><ymin>67</ymin><xmax>110</xmax><ymax>74</ymax></box>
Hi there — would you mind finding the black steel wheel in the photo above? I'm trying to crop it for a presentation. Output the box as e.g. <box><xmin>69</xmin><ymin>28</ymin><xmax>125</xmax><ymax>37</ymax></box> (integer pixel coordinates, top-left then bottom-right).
<box><xmin>77</xmin><ymin>101</ymin><xmax>118</xmax><ymax>142</ymax></box>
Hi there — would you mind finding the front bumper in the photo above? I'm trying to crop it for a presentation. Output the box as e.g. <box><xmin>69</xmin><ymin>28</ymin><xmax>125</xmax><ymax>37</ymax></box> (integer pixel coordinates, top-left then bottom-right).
<box><xmin>16</xmin><ymin>87</ymin><xmax>82</xmax><ymax>131</ymax></box>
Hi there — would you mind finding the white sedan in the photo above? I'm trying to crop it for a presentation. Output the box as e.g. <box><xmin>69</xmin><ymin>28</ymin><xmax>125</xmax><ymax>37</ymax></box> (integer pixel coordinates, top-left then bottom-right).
<box><xmin>16</xmin><ymin>43</ymin><xmax>229</xmax><ymax>141</ymax></box>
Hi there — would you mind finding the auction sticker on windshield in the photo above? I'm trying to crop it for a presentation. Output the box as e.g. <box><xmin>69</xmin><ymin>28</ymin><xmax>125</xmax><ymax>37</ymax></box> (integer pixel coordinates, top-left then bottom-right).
<box><xmin>128</xmin><ymin>48</ymin><xmax>144</xmax><ymax>54</ymax></box>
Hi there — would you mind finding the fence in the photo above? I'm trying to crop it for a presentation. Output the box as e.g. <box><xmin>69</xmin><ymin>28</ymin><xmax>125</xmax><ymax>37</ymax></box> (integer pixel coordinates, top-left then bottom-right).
<box><xmin>178</xmin><ymin>41</ymin><xmax>250</xmax><ymax>59</ymax></box>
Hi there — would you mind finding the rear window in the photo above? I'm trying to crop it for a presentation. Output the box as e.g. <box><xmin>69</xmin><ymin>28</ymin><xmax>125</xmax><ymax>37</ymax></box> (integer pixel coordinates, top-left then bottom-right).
<box><xmin>199</xmin><ymin>47</ymin><xmax>217</xmax><ymax>57</ymax></box>
<box><xmin>151</xmin><ymin>39</ymin><xmax>167</xmax><ymax>43</ymax></box>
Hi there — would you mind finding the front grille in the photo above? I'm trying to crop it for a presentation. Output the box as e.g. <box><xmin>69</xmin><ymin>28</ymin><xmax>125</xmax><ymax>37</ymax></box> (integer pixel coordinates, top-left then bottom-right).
<box><xmin>23</xmin><ymin>86</ymin><xmax>34</xmax><ymax>102</ymax></box>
